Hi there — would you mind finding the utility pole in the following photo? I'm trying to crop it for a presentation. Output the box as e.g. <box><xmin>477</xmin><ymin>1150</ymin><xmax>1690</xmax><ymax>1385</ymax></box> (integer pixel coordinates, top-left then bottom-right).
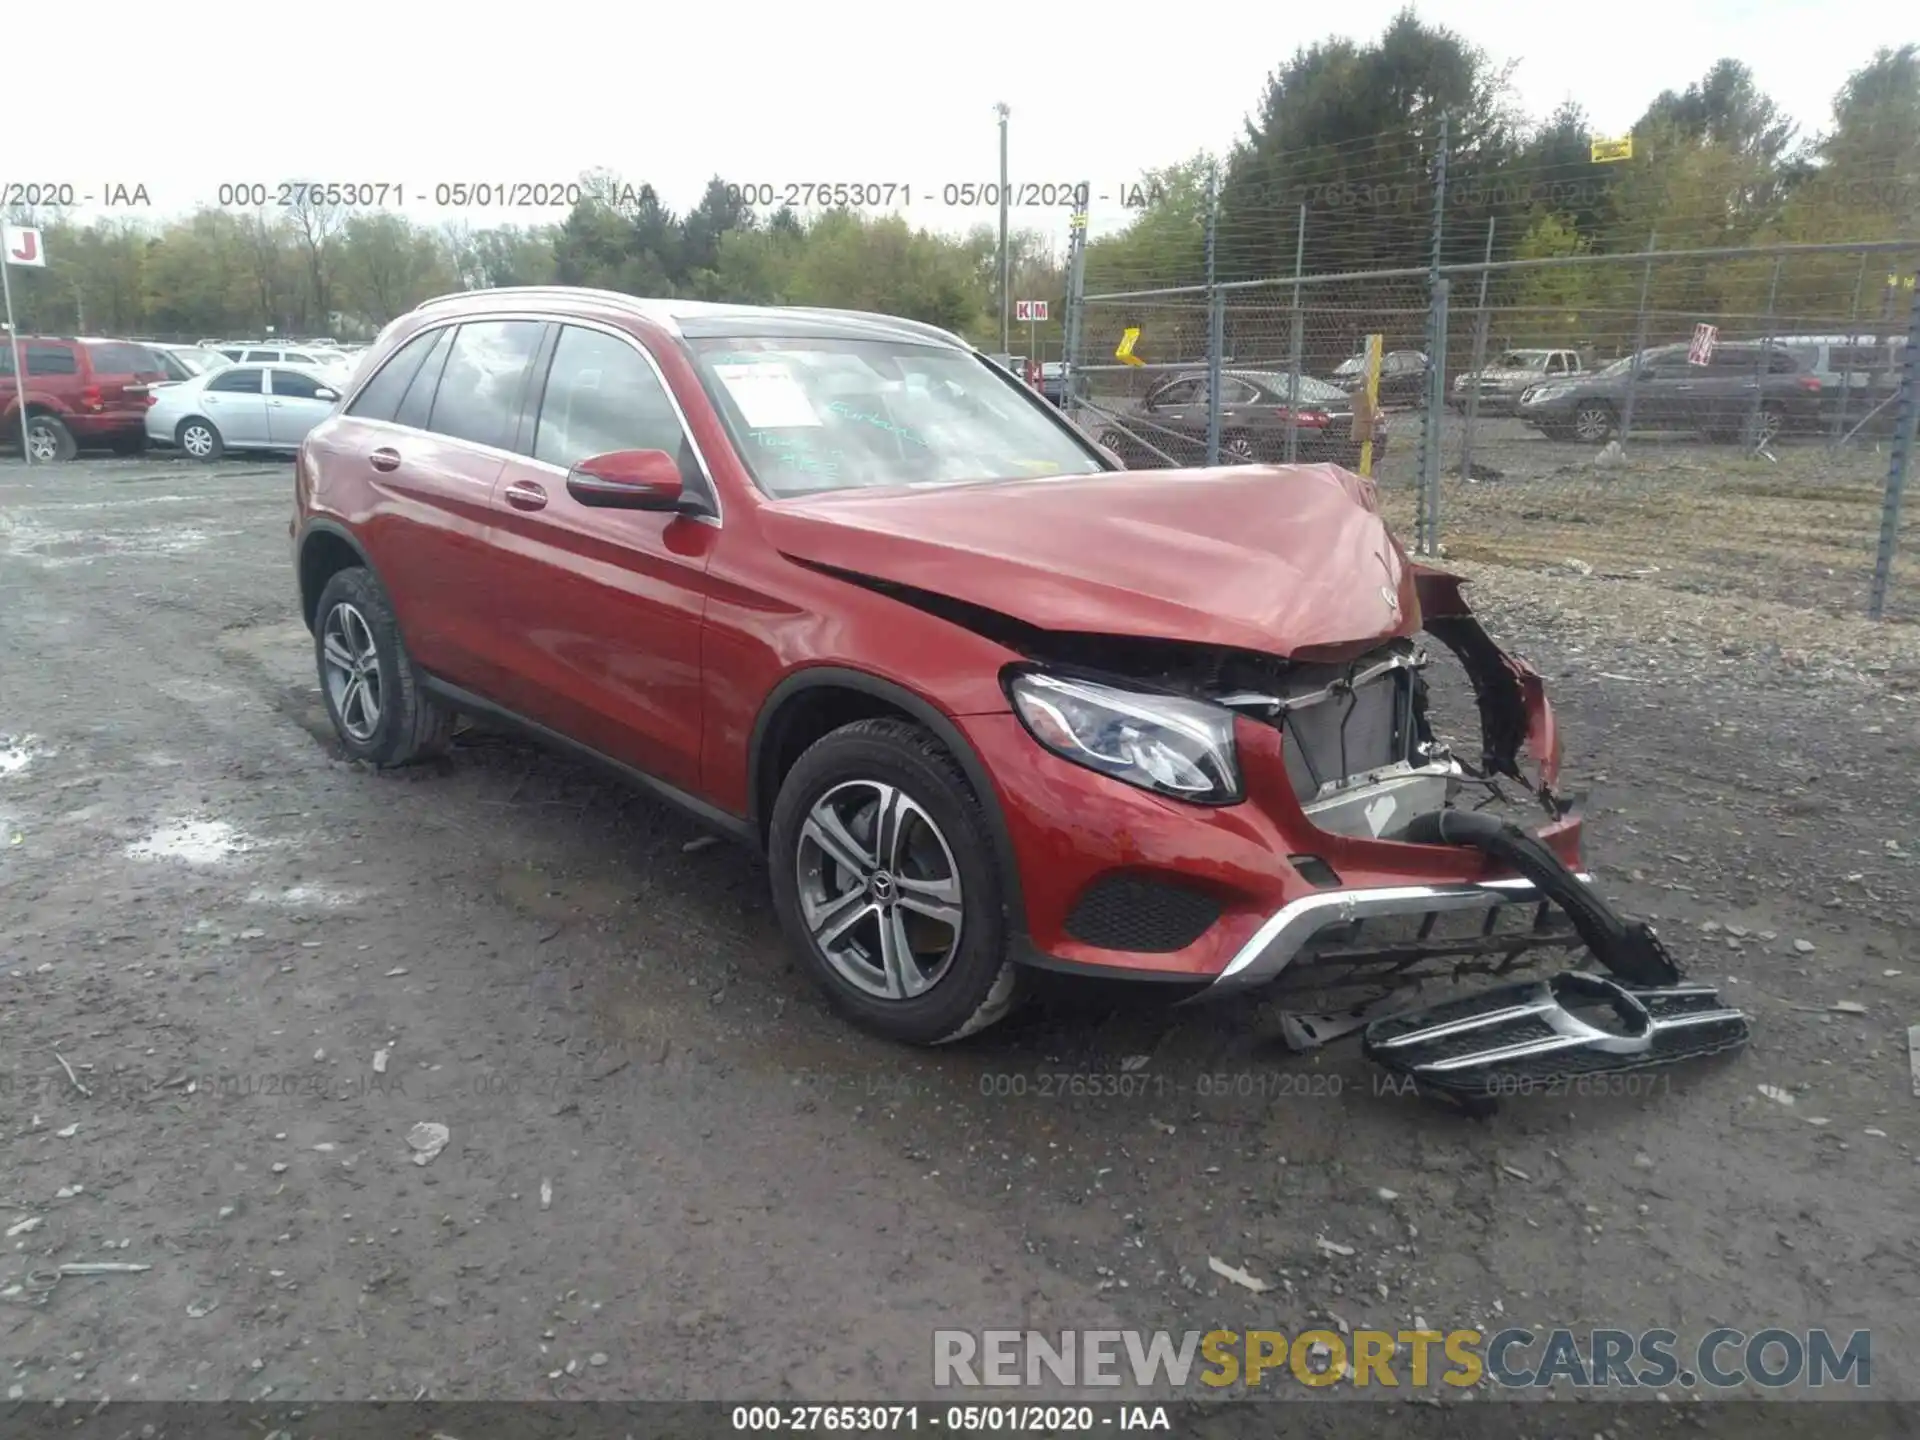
<box><xmin>996</xmin><ymin>103</ymin><xmax>1011</xmax><ymax>358</ymax></box>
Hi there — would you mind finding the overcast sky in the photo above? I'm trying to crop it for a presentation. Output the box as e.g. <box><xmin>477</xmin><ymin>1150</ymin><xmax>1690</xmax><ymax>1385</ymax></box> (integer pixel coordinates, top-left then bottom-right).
<box><xmin>14</xmin><ymin>0</ymin><xmax>1905</xmax><ymax>251</ymax></box>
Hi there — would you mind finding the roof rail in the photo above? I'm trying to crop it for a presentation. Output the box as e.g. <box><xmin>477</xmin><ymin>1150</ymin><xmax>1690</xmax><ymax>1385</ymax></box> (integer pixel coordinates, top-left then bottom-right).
<box><xmin>412</xmin><ymin>286</ymin><xmax>663</xmax><ymax>314</ymax></box>
<box><xmin>784</xmin><ymin>306</ymin><xmax>970</xmax><ymax>349</ymax></box>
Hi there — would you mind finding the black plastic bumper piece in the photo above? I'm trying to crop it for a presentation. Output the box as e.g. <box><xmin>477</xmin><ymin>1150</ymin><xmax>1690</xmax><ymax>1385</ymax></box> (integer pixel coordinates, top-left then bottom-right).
<box><xmin>1395</xmin><ymin>809</ymin><xmax>1681</xmax><ymax>987</ymax></box>
<box><xmin>1363</xmin><ymin>971</ymin><xmax>1751</xmax><ymax>1098</ymax></box>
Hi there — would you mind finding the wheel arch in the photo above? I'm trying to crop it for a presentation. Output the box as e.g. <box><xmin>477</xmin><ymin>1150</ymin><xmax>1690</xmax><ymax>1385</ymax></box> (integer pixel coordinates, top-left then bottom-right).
<box><xmin>748</xmin><ymin>666</ymin><xmax>1029</xmax><ymax>940</ymax></box>
<box><xmin>297</xmin><ymin>519</ymin><xmax>376</xmax><ymax>633</ymax></box>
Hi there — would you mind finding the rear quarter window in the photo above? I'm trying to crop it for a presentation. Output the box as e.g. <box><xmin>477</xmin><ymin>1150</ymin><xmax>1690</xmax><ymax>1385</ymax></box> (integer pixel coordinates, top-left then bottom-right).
<box><xmin>345</xmin><ymin>328</ymin><xmax>446</xmax><ymax>424</ymax></box>
<box><xmin>25</xmin><ymin>344</ymin><xmax>79</xmax><ymax>376</ymax></box>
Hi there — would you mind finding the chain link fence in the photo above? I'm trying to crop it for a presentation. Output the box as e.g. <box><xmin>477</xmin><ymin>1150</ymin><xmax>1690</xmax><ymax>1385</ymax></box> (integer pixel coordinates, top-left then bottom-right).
<box><xmin>1067</xmin><ymin>242</ymin><xmax>1920</xmax><ymax>623</ymax></box>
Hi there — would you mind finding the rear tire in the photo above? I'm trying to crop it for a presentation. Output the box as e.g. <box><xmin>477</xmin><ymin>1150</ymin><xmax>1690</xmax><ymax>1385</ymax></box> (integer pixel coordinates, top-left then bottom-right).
<box><xmin>177</xmin><ymin>416</ymin><xmax>224</xmax><ymax>463</ymax></box>
<box><xmin>768</xmin><ymin>717</ymin><xmax>1026</xmax><ymax>1046</ymax></box>
<box><xmin>24</xmin><ymin>414</ymin><xmax>77</xmax><ymax>463</ymax></box>
<box><xmin>313</xmin><ymin>566</ymin><xmax>455</xmax><ymax>767</ymax></box>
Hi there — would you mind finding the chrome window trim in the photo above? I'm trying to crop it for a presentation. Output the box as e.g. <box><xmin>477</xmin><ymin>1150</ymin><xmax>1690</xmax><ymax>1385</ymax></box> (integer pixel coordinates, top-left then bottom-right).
<box><xmin>339</xmin><ymin>312</ymin><xmax>723</xmax><ymax>527</ymax></box>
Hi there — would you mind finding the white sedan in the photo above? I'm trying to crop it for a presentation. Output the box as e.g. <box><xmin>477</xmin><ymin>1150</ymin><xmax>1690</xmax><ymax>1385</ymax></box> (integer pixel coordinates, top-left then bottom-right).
<box><xmin>146</xmin><ymin>362</ymin><xmax>345</xmax><ymax>462</ymax></box>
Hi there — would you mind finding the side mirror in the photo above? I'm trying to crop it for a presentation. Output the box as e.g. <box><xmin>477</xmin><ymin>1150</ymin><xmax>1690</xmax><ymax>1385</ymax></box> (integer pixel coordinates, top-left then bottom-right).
<box><xmin>565</xmin><ymin>449</ymin><xmax>691</xmax><ymax>511</ymax></box>
<box><xmin>315</xmin><ymin>387</ymin><xmax>339</xmax><ymax>402</ymax></box>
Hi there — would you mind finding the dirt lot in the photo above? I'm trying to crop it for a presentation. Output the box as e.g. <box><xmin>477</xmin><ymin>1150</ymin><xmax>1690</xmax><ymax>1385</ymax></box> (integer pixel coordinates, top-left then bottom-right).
<box><xmin>2</xmin><ymin>454</ymin><xmax>1917</xmax><ymax>1422</ymax></box>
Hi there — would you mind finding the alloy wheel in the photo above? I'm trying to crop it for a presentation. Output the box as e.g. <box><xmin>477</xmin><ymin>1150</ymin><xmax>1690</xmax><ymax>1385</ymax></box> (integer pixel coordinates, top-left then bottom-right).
<box><xmin>1573</xmin><ymin>405</ymin><xmax>1612</xmax><ymax>442</ymax></box>
<box><xmin>1224</xmin><ymin>435</ymin><xmax>1256</xmax><ymax>462</ymax></box>
<box><xmin>182</xmin><ymin>423</ymin><xmax>215</xmax><ymax>459</ymax></box>
<box><xmin>794</xmin><ymin>779</ymin><xmax>964</xmax><ymax>1001</ymax></box>
<box><xmin>26</xmin><ymin>423</ymin><xmax>59</xmax><ymax>463</ymax></box>
<box><xmin>320</xmin><ymin>601</ymin><xmax>383</xmax><ymax>742</ymax></box>
<box><xmin>1753</xmin><ymin>407</ymin><xmax>1783</xmax><ymax>447</ymax></box>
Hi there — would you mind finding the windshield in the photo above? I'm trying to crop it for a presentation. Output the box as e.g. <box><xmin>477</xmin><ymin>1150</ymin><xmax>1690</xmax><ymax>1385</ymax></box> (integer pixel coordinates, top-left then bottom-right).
<box><xmin>689</xmin><ymin>337</ymin><xmax>1106</xmax><ymax>497</ymax></box>
<box><xmin>1496</xmin><ymin>351</ymin><xmax>1550</xmax><ymax>369</ymax></box>
<box><xmin>1594</xmin><ymin>355</ymin><xmax>1640</xmax><ymax>378</ymax></box>
<box><xmin>179</xmin><ymin>348</ymin><xmax>231</xmax><ymax>374</ymax></box>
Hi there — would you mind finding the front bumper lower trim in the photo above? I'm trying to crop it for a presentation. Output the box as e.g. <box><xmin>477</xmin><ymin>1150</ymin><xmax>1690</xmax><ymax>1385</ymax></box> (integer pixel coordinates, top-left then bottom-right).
<box><xmin>1202</xmin><ymin>875</ymin><xmax>1590</xmax><ymax>996</ymax></box>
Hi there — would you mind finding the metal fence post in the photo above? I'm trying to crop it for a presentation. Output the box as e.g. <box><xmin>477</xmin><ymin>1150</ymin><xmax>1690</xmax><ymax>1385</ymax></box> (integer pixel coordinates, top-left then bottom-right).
<box><xmin>1414</xmin><ymin>110</ymin><xmax>1449</xmax><ymax>549</ymax></box>
<box><xmin>1284</xmin><ymin>204</ymin><xmax>1306</xmax><ymax>463</ymax></box>
<box><xmin>1618</xmin><ymin>234</ymin><xmax>1658</xmax><ymax>449</ymax></box>
<box><xmin>1458</xmin><ymin>217</ymin><xmax>1496</xmax><ymax>480</ymax></box>
<box><xmin>1832</xmin><ymin>251</ymin><xmax>1868</xmax><ymax>447</ymax></box>
<box><xmin>1420</xmin><ymin>277</ymin><xmax>1451</xmax><ymax>555</ymax></box>
<box><xmin>1868</xmin><ymin>274</ymin><xmax>1920</xmax><ymax>621</ymax></box>
<box><xmin>1745</xmin><ymin>255</ymin><xmax>1784</xmax><ymax>446</ymax></box>
<box><xmin>1204</xmin><ymin>167</ymin><xmax>1222</xmax><ymax>465</ymax></box>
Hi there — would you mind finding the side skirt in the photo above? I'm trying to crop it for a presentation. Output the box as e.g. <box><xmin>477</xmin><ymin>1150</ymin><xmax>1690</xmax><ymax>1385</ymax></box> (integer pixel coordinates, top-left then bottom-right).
<box><xmin>419</xmin><ymin>676</ymin><xmax>757</xmax><ymax>850</ymax></box>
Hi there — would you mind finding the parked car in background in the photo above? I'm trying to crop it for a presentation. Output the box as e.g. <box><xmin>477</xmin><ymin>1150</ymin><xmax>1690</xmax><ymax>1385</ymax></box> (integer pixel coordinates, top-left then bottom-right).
<box><xmin>1450</xmin><ymin>348</ymin><xmax>1583</xmax><ymax>414</ymax></box>
<box><xmin>1095</xmin><ymin>368</ymin><xmax>1389</xmax><ymax>469</ymax></box>
<box><xmin>1777</xmin><ymin>334</ymin><xmax>1907</xmax><ymax>434</ymax></box>
<box><xmin>215</xmin><ymin>342</ymin><xmax>345</xmax><ymax>374</ymax></box>
<box><xmin>143</xmin><ymin>342</ymin><xmax>234</xmax><ymax>385</ymax></box>
<box><xmin>1039</xmin><ymin>361</ymin><xmax>1068</xmax><ymax>406</ymax></box>
<box><xmin>0</xmin><ymin>336</ymin><xmax>168</xmax><ymax>460</ymax></box>
<box><xmin>1331</xmin><ymin>348</ymin><xmax>1428</xmax><ymax>407</ymax></box>
<box><xmin>292</xmin><ymin>286</ymin><xmax>1644</xmax><ymax>1058</ymax></box>
<box><xmin>1517</xmin><ymin>342</ymin><xmax>1822</xmax><ymax>444</ymax></box>
<box><xmin>147</xmin><ymin>362</ymin><xmax>343</xmax><ymax>461</ymax></box>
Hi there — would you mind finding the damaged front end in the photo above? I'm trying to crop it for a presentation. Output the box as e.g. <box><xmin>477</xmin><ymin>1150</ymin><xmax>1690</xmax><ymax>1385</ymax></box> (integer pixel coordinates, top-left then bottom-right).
<box><xmin>993</xmin><ymin>566</ymin><xmax>1746</xmax><ymax>1091</ymax></box>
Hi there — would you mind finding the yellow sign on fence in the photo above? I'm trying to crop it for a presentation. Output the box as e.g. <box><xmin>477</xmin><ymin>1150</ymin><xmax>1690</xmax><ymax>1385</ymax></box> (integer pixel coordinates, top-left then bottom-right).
<box><xmin>1890</xmin><ymin>274</ymin><xmax>1916</xmax><ymax>291</ymax></box>
<box><xmin>1116</xmin><ymin>327</ymin><xmax>1143</xmax><ymax>366</ymax></box>
<box><xmin>1590</xmin><ymin>136</ymin><xmax>1634</xmax><ymax>164</ymax></box>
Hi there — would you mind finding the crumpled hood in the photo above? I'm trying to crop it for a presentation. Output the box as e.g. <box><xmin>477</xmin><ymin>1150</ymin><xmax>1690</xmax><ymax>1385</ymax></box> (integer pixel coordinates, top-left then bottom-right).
<box><xmin>758</xmin><ymin>464</ymin><xmax>1421</xmax><ymax>657</ymax></box>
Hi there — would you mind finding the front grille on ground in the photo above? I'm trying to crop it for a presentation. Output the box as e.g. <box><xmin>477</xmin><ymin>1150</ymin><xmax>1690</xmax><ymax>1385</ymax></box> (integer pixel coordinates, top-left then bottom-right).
<box><xmin>1064</xmin><ymin>875</ymin><xmax>1222</xmax><ymax>953</ymax></box>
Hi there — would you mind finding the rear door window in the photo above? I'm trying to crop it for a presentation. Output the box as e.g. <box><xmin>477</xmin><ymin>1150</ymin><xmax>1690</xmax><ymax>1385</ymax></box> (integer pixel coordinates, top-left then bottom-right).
<box><xmin>207</xmin><ymin>367</ymin><xmax>265</xmax><ymax>394</ymax></box>
<box><xmin>425</xmin><ymin>321</ymin><xmax>545</xmax><ymax>451</ymax></box>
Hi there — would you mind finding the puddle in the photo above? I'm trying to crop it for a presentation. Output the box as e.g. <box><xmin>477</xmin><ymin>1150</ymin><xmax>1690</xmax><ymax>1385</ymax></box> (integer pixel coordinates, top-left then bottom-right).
<box><xmin>126</xmin><ymin>819</ymin><xmax>254</xmax><ymax>865</ymax></box>
<box><xmin>0</xmin><ymin>735</ymin><xmax>40</xmax><ymax>776</ymax></box>
<box><xmin>246</xmin><ymin>883</ymin><xmax>369</xmax><ymax>909</ymax></box>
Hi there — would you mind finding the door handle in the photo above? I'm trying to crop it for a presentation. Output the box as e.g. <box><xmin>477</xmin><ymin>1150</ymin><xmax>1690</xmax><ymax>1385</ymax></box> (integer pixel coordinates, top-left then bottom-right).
<box><xmin>369</xmin><ymin>447</ymin><xmax>400</xmax><ymax>473</ymax></box>
<box><xmin>504</xmin><ymin>480</ymin><xmax>547</xmax><ymax>511</ymax></box>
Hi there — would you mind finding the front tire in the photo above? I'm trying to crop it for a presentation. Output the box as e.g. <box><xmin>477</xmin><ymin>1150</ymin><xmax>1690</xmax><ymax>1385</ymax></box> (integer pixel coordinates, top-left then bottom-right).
<box><xmin>177</xmin><ymin>416</ymin><xmax>224</xmax><ymax>463</ymax></box>
<box><xmin>768</xmin><ymin>718</ymin><xmax>1026</xmax><ymax>1045</ymax></box>
<box><xmin>313</xmin><ymin>567</ymin><xmax>455</xmax><ymax>767</ymax></box>
<box><xmin>1571</xmin><ymin>402</ymin><xmax>1616</xmax><ymax>443</ymax></box>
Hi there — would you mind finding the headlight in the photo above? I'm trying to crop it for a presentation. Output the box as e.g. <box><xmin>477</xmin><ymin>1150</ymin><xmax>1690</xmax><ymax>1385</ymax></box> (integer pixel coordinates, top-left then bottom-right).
<box><xmin>1008</xmin><ymin>672</ymin><xmax>1241</xmax><ymax>804</ymax></box>
<box><xmin>1527</xmin><ymin>384</ymin><xmax>1565</xmax><ymax>403</ymax></box>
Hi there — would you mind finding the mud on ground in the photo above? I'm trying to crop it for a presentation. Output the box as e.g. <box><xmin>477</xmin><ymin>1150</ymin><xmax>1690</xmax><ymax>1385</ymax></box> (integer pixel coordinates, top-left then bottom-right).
<box><xmin>0</xmin><ymin>457</ymin><xmax>1914</xmax><ymax>1421</ymax></box>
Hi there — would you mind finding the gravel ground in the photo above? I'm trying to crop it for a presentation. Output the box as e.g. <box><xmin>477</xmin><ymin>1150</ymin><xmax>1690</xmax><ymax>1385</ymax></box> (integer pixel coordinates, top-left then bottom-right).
<box><xmin>1</xmin><ymin>456</ymin><xmax>1915</xmax><ymax>1423</ymax></box>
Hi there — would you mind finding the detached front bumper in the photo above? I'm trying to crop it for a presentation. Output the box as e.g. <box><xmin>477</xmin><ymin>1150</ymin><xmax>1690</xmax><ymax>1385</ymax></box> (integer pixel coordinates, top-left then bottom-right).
<box><xmin>1205</xmin><ymin>873</ymin><xmax>1587</xmax><ymax>995</ymax></box>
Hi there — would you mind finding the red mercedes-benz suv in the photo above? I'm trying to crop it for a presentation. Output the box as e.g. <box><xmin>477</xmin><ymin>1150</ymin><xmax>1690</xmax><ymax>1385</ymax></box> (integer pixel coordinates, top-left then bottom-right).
<box><xmin>292</xmin><ymin>287</ymin><xmax>1672</xmax><ymax>1048</ymax></box>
